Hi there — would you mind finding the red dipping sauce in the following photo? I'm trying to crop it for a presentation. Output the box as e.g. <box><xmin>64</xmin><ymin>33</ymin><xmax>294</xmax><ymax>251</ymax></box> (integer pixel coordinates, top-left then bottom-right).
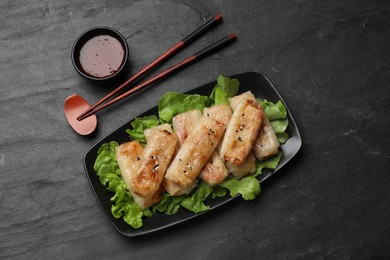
<box><xmin>79</xmin><ymin>35</ymin><xmax>125</xmax><ymax>78</ymax></box>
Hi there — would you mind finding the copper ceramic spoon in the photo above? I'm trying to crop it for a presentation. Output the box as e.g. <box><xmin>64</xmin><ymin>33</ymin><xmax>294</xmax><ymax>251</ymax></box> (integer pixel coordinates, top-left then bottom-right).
<box><xmin>64</xmin><ymin>94</ymin><xmax>97</xmax><ymax>135</ymax></box>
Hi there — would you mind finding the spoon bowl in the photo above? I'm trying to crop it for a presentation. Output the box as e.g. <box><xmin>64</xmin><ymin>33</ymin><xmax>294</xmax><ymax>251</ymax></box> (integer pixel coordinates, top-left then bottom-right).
<box><xmin>64</xmin><ymin>94</ymin><xmax>97</xmax><ymax>135</ymax></box>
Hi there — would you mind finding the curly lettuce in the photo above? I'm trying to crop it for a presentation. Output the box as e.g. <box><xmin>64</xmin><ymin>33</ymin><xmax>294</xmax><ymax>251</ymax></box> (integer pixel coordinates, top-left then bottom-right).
<box><xmin>125</xmin><ymin>115</ymin><xmax>159</xmax><ymax>144</ymax></box>
<box><xmin>158</xmin><ymin>93</ymin><xmax>209</xmax><ymax>123</ymax></box>
<box><xmin>209</xmin><ymin>75</ymin><xmax>240</xmax><ymax>105</ymax></box>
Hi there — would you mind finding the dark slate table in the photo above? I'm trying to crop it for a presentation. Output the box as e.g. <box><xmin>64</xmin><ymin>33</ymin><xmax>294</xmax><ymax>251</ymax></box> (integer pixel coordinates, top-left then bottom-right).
<box><xmin>1</xmin><ymin>1</ymin><xmax>389</xmax><ymax>259</ymax></box>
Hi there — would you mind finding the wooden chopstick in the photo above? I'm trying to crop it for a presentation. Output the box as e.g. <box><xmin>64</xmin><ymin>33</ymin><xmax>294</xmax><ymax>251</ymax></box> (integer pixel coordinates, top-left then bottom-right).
<box><xmin>76</xmin><ymin>14</ymin><xmax>223</xmax><ymax>120</ymax></box>
<box><xmin>78</xmin><ymin>33</ymin><xmax>237</xmax><ymax>121</ymax></box>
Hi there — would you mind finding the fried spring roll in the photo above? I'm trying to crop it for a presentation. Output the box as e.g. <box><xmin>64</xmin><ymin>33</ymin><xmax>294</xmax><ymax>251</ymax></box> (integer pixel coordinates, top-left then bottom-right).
<box><xmin>115</xmin><ymin>141</ymin><xmax>163</xmax><ymax>209</ymax></box>
<box><xmin>131</xmin><ymin>124</ymin><xmax>177</xmax><ymax>199</ymax></box>
<box><xmin>224</xmin><ymin>93</ymin><xmax>259</xmax><ymax>177</ymax></box>
<box><xmin>172</xmin><ymin>109</ymin><xmax>202</xmax><ymax>146</ymax></box>
<box><xmin>253</xmin><ymin>115</ymin><xmax>280</xmax><ymax>161</ymax></box>
<box><xmin>199</xmin><ymin>104</ymin><xmax>232</xmax><ymax>186</ymax></box>
<box><xmin>231</xmin><ymin>91</ymin><xmax>280</xmax><ymax>161</ymax></box>
<box><xmin>163</xmin><ymin>116</ymin><xmax>226</xmax><ymax>196</ymax></box>
<box><xmin>220</xmin><ymin>99</ymin><xmax>263</xmax><ymax>166</ymax></box>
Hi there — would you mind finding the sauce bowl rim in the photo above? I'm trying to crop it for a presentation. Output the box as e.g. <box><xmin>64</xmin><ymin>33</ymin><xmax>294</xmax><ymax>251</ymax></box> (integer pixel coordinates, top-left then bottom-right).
<box><xmin>71</xmin><ymin>26</ymin><xmax>129</xmax><ymax>82</ymax></box>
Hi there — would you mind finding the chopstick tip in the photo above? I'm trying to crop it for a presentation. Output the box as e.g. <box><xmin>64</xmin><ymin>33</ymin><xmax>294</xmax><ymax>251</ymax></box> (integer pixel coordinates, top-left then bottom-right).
<box><xmin>228</xmin><ymin>33</ymin><xmax>237</xmax><ymax>40</ymax></box>
<box><xmin>215</xmin><ymin>14</ymin><xmax>223</xmax><ymax>22</ymax></box>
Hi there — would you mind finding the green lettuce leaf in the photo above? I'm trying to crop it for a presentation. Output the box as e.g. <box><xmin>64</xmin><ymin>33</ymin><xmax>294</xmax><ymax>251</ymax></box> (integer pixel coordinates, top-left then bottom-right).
<box><xmin>125</xmin><ymin>115</ymin><xmax>159</xmax><ymax>144</ymax></box>
<box><xmin>258</xmin><ymin>99</ymin><xmax>287</xmax><ymax>120</ymax></box>
<box><xmin>219</xmin><ymin>176</ymin><xmax>261</xmax><ymax>200</ymax></box>
<box><xmin>276</xmin><ymin>132</ymin><xmax>289</xmax><ymax>144</ymax></box>
<box><xmin>254</xmin><ymin>151</ymin><xmax>283</xmax><ymax>177</ymax></box>
<box><xmin>180</xmin><ymin>181</ymin><xmax>213</xmax><ymax>213</ymax></box>
<box><xmin>158</xmin><ymin>92</ymin><xmax>209</xmax><ymax>123</ymax></box>
<box><xmin>209</xmin><ymin>75</ymin><xmax>239</xmax><ymax>105</ymax></box>
<box><xmin>270</xmin><ymin>118</ymin><xmax>289</xmax><ymax>133</ymax></box>
<box><xmin>152</xmin><ymin>194</ymin><xmax>184</xmax><ymax>215</ymax></box>
<box><xmin>210</xmin><ymin>186</ymin><xmax>228</xmax><ymax>198</ymax></box>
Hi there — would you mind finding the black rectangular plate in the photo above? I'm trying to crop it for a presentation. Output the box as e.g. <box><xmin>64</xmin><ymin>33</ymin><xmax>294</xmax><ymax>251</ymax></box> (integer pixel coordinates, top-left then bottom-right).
<box><xmin>83</xmin><ymin>71</ymin><xmax>302</xmax><ymax>237</ymax></box>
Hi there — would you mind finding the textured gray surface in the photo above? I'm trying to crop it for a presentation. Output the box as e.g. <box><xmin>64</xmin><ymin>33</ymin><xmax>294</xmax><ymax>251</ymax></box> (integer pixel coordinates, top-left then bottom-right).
<box><xmin>1</xmin><ymin>0</ymin><xmax>390</xmax><ymax>259</ymax></box>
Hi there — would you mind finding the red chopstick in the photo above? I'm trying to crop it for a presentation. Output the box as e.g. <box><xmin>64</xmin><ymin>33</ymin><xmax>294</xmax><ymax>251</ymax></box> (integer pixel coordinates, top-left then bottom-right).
<box><xmin>78</xmin><ymin>33</ymin><xmax>237</xmax><ymax>121</ymax></box>
<box><xmin>76</xmin><ymin>14</ymin><xmax>223</xmax><ymax>120</ymax></box>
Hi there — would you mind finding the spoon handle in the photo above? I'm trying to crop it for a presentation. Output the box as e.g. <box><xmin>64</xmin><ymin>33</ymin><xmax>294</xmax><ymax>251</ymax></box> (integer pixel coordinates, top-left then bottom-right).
<box><xmin>76</xmin><ymin>14</ymin><xmax>223</xmax><ymax>120</ymax></box>
<box><xmin>78</xmin><ymin>34</ymin><xmax>237</xmax><ymax>121</ymax></box>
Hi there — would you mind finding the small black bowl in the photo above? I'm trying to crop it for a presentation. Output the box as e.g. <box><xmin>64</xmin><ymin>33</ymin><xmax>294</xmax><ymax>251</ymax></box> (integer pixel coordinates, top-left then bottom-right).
<box><xmin>71</xmin><ymin>26</ymin><xmax>129</xmax><ymax>85</ymax></box>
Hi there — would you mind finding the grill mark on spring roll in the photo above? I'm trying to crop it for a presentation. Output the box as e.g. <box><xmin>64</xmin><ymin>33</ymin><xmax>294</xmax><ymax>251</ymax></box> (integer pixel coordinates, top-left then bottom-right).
<box><xmin>220</xmin><ymin>99</ymin><xmax>263</xmax><ymax>166</ymax></box>
<box><xmin>131</xmin><ymin>124</ymin><xmax>177</xmax><ymax>199</ymax></box>
<box><xmin>164</xmin><ymin>116</ymin><xmax>226</xmax><ymax>196</ymax></box>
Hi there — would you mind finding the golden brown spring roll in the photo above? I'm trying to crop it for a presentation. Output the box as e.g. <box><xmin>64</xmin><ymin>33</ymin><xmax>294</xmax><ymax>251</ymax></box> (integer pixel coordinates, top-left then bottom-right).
<box><xmin>253</xmin><ymin>115</ymin><xmax>280</xmax><ymax>161</ymax></box>
<box><xmin>220</xmin><ymin>99</ymin><xmax>263</xmax><ymax>166</ymax></box>
<box><xmin>231</xmin><ymin>91</ymin><xmax>280</xmax><ymax>161</ymax></box>
<box><xmin>225</xmin><ymin>93</ymin><xmax>259</xmax><ymax>177</ymax></box>
<box><xmin>199</xmin><ymin>104</ymin><xmax>232</xmax><ymax>186</ymax></box>
<box><xmin>115</xmin><ymin>141</ymin><xmax>164</xmax><ymax>209</ymax></box>
<box><xmin>163</xmin><ymin>116</ymin><xmax>226</xmax><ymax>196</ymax></box>
<box><xmin>131</xmin><ymin>124</ymin><xmax>177</xmax><ymax>199</ymax></box>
